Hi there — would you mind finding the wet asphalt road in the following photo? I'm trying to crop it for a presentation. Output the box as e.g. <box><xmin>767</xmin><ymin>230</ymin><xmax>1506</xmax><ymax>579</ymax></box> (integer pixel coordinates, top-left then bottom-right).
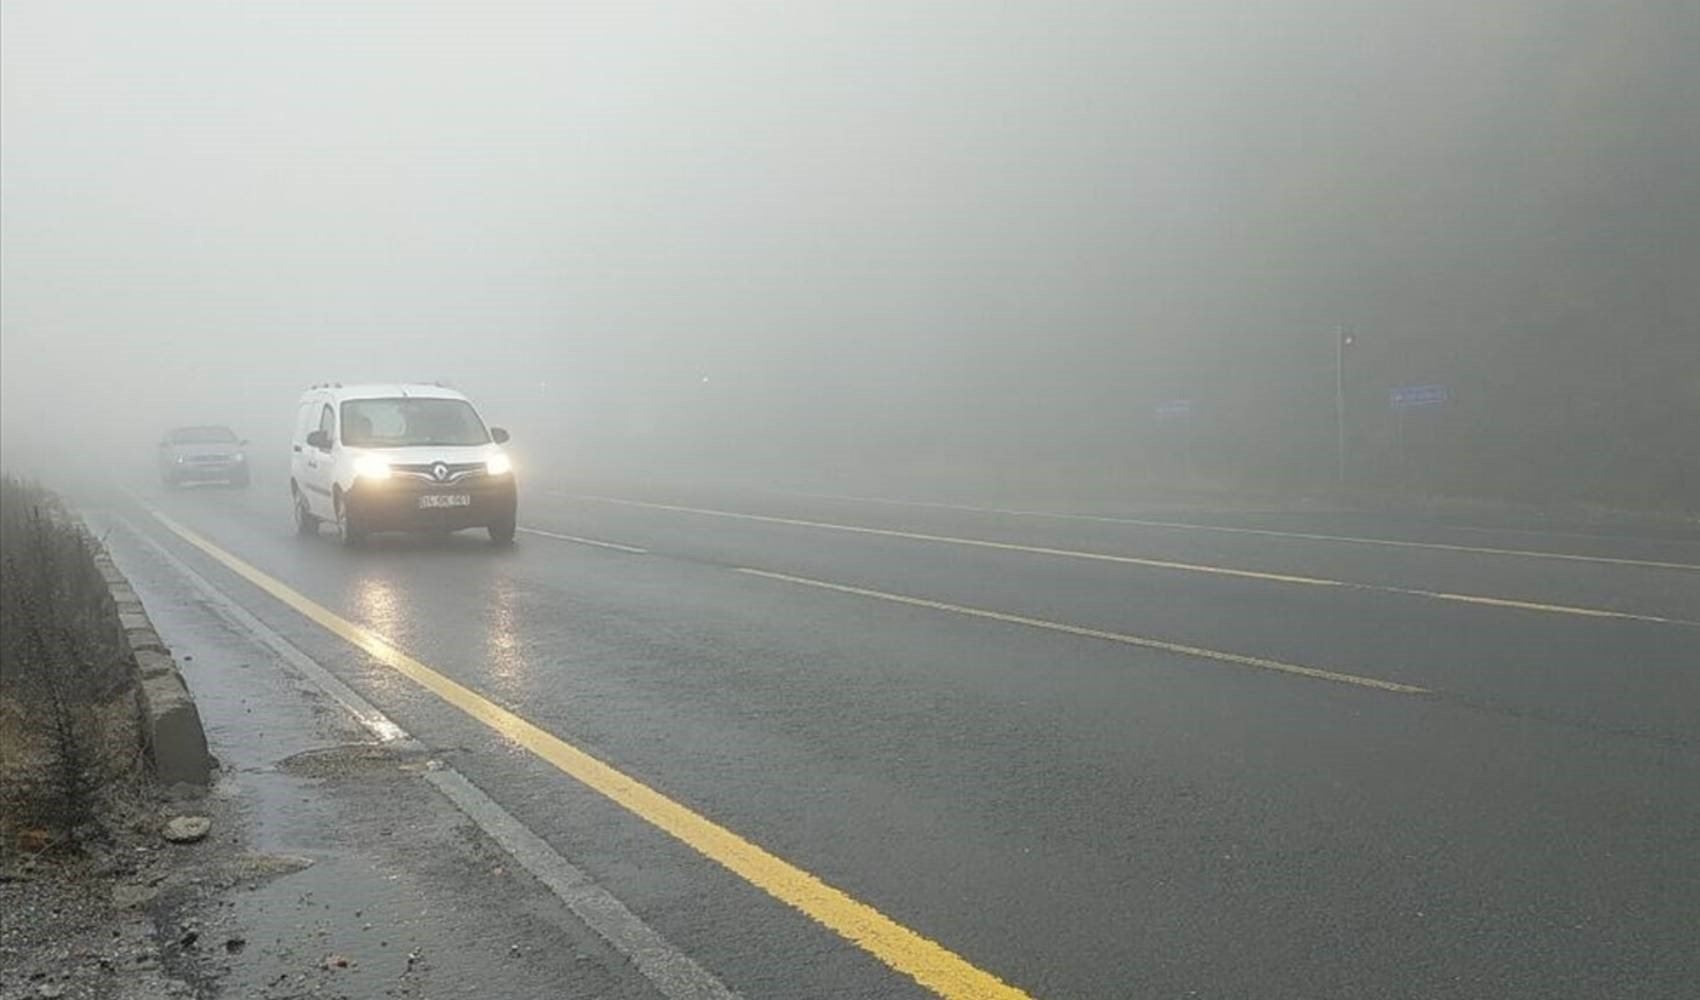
<box><xmin>99</xmin><ymin>476</ymin><xmax>1700</xmax><ymax>998</ymax></box>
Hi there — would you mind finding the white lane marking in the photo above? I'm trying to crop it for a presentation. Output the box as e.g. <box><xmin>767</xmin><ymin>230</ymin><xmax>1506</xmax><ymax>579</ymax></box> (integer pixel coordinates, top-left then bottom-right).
<box><xmin>736</xmin><ymin>568</ymin><xmax>1429</xmax><ymax>695</ymax></box>
<box><xmin>518</xmin><ymin>526</ymin><xmax>648</xmax><ymax>553</ymax></box>
<box><xmin>549</xmin><ymin>495</ymin><xmax>1347</xmax><ymax>588</ymax></box>
<box><xmin>552</xmin><ymin>494</ymin><xmax>1700</xmax><ymax>627</ymax></box>
<box><xmin>111</xmin><ymin>510</ymin><xmax>737</xmax><ymax>1000</ymax></box>
<box><xmin>762</xmin><ymin>488</ymin><xmax>1700</xmax><ymax>572</ymax></box>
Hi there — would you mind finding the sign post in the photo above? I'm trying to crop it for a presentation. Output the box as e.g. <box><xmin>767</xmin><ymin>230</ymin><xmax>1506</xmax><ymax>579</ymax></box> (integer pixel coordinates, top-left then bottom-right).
<box><xmin>1336</xmin><ymin>328</ymin><xmax>1347</xmax><ymax>489</ymax></box>
<box><xmin>1387</xmin><ymin>385</ymin><xmax>1448</xmax><ymax>489</ymax></box>
<box><xmin>1155</xmin><ymin>400</ymin><xmax>1195</xmax><ymax>484</ymax></box>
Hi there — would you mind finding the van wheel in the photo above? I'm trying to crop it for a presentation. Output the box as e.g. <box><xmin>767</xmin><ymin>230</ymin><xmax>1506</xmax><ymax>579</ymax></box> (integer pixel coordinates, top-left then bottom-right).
<box><xmin>334</xmin><ymin>493</ymin><xmax>365</xmax><ymax>547</ymax></box>
<box><xmin>293</xmin><ymin>486</ymin><xmax>319</xmax><ymax>536</ymax></box>
<box><xmin>487</xmin><ymin>518</ymin><xmax>516</xmax><ymax>545</ymax></box>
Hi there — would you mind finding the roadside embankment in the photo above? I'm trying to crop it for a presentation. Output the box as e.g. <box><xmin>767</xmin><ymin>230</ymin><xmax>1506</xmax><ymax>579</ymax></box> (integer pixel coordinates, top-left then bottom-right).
<box><xmin>0</xmin><ymin>475</ymin><xmax>209</xmax><ymax>849</ymax></box>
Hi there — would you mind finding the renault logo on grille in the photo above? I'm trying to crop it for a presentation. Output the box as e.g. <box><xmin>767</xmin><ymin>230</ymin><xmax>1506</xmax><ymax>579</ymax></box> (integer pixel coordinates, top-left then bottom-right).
<box><xmin>431</xmin><ymin>462</ymin><xmax>450</xmax><ymax>482</ymax></box>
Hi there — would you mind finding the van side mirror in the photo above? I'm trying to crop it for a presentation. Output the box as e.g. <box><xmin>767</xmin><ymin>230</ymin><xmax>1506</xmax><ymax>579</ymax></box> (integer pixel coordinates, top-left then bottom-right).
<box><xmin>490</xmin><ymin>427</ymin><xmax>510</xmax><ymax>444</ymax></box>
<box><xmin>239</xmin><ymin>439</ymin><xmax>249</xmax><ymax>447</ymax></box>
<box><xmin>306</xmin><ymin>430</ymin><xmax>330</xmax><ymax>450</ymax></box>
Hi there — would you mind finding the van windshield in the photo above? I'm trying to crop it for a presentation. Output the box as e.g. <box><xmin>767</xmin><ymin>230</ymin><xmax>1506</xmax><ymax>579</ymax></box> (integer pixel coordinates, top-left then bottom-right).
<box><xmin>340</xmin><ymin>398</ymin><xmax>489</xmax><ymax>448</ymax></box>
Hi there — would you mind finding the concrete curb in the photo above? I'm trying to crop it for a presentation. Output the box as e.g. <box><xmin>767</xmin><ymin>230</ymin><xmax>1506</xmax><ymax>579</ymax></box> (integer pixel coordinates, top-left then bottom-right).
<box><xmin>95</xmin><ymin>549</ymin><xmax>211</xmax><ymax>790</ymax></box>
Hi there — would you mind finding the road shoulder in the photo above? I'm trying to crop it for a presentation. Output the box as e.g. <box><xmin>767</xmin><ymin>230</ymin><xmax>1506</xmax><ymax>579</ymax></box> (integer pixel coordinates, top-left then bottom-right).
<box><xmin>92</xmin><ymin>512</ymin><xmax>662</xmax><ymax>1000</ymax></box>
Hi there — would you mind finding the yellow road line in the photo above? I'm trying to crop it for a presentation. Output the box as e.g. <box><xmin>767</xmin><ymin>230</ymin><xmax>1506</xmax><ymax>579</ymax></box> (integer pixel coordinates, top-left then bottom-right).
<box><xmin>768</xmin><ymin>489</ymin><xmax>1700</xmax><ymax>572</ymax></box>
<box><xmin>144</xmin><ymin>509</ymin><xmax>1029</xmax><ymax>1000</ymax></box>
<box><xmin>735</xmin><ymin>568</ymin><xmax>1429</xmax><ymax>695</ymax></box>
<box><xmin>558</xmin><ymin>495</ymin><xmax>1699</xmax><ymax>627</ymax></box>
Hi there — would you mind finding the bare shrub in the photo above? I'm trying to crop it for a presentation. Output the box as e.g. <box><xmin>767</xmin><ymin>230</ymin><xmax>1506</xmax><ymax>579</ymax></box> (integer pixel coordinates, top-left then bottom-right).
<box><xmin>0</xmin><ymin>476</ymin><xmax>140</xmax><ymax>849</ymax></box>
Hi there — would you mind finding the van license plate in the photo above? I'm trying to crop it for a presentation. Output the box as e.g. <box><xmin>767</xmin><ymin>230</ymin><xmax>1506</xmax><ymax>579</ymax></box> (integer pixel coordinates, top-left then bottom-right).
<box><xmin>418</xmin><ymin>494</ymin><xmax>472</xmax><ymax>509</ymax></box>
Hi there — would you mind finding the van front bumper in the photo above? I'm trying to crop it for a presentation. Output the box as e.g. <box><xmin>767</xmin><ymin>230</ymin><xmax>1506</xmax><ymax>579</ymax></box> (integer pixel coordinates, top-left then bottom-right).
<box><xmin>344</xmin><ymin>475</ymin><xmax>517</xmax><ymax>532</ymax></box>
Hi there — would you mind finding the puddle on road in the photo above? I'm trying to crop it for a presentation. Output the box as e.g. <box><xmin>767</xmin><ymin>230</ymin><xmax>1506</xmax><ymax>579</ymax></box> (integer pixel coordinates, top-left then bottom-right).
<box><xmin>275</xmin><ymin>743</ymin><xmax>430</xmax><ymax>779</ymax></box>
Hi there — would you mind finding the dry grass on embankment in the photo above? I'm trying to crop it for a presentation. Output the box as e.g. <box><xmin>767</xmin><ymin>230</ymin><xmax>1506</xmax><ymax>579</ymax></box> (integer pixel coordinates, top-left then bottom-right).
<box><xmin>0</xmin><ymin>475</ymin><xmax>148</xmax><ymax>853</ymax></box>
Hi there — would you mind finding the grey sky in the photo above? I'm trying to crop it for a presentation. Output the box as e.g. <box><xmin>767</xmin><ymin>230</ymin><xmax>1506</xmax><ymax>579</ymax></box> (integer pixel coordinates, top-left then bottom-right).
<box><xmin>4</xmin><ymin>2</ymin><xmax>1695</xmax><ymax>494</ymax></box>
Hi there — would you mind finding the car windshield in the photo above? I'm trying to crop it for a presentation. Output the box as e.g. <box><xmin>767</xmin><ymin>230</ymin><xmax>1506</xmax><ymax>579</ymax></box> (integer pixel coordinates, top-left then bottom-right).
<box><xmin>168</xmin><ymin>426</ymin><xmax>238</xmax><ymax>445</ymax></box>
<box><xmin>340</xmin><ymin>398</ymin><xmax>489</xmax><ymax>448</ymax></box>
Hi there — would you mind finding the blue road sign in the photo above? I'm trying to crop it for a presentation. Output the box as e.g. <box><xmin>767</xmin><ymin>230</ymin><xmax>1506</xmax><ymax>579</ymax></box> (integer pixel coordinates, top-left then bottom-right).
<box><xmin>1155</xmin><ymin>399</ymin><xmax>1194</xmax><ymax>419</ymax></box>
<box><xmin>1389</xmin><ymin>385</ymin><xmax>1448</xmax><ymax>409</ymax></box>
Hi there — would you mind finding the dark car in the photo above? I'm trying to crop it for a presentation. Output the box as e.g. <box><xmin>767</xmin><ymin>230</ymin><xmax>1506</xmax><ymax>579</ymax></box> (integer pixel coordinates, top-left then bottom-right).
<box><xmin>158</xmin><ymin>425</ymin><xmax>250</xmax><ymax>487</ymax></box>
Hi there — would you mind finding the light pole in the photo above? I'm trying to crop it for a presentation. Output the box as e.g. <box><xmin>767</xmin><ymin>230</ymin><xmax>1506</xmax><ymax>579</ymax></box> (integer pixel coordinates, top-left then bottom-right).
<box><xmin>1335</xmin><ymin>326</ymin><xmax>1353</xmax><ymax>490</ymax></box>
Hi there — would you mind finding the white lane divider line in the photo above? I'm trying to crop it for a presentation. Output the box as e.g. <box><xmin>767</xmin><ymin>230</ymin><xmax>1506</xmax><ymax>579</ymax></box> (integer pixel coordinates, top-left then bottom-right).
<box><xmin>736</xmin><ymin>567</ymin><xmax>1430</xmax><ymax>695</ymax></box>
<box><xmin>761</xmin><ymin>487</ymin><xmax>1700</xmax><ymax>572</ymax></box>
<box><xmin>556</xmin><ymin>493</ymin><xmax>1700</xmax><ymax>627</ymax></box>
<box><xmin>518</xmin><ymin>526</ymin><xmax>648</xmax><ymax>553</ymax></box>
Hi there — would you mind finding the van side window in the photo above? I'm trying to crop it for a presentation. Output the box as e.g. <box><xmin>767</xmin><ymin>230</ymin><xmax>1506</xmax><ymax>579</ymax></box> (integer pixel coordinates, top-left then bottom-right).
<box><xmin>318</xmin><ymin>404</ymin><xmax>335</xmax><ymax>442</ymax></box>
<box><xmin>295</xmin><ymin>403</ymin><xmax>316</xmax><ymax>442</ymax></box>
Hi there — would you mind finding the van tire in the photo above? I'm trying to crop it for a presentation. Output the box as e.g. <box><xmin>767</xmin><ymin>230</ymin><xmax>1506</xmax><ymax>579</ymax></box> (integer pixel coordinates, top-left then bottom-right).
<box><xmin>487</xmin><ymin>518</ymin><xmax>516</xmax><ymax>545</ymax></box>
<box><xmin>334</xmin><ymin>491</ymin><xmax>365</xmax><ymax>547</ymax></box>
<box><xmin>293</xmin><ymin>485</ymin><xmax>319</xmax><ymax>536</ymax></box>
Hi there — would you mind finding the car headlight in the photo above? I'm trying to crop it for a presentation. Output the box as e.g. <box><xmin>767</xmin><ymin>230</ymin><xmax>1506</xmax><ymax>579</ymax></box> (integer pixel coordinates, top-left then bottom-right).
<box><xmin>233</xmin><ymin>452</ymin><xmax>246</xmax><ymax>463</ymax></box>
<box><xmin>486</xmin><ymin>452</ymin><xmax>513</xmax><ymax>476</ymax></box>
<box><xmin>352</xmin><ymin>454</ymin><xmax>391</xmax><ymax>480</ymax></box>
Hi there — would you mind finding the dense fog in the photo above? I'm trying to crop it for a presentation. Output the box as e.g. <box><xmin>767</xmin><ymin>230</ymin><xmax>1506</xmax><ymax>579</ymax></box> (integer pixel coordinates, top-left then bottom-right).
<box><xmin>3</xmin><ymin>2</ymin><xmax>1696</xmax><ymax>507</ymax></box>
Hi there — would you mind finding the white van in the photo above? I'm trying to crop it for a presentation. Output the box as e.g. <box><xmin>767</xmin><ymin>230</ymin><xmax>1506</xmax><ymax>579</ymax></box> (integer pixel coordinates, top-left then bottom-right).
<box><xmin>290</xmin><ymin>383</ymin><xmax>517</xmax><ymax>545</ymax></box>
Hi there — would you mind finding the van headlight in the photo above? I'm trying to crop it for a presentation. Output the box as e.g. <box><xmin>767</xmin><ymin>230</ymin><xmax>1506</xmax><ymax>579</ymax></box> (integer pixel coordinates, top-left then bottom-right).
<box><xmin>485</xmin><ymin>453</ymin><xmax>513</xmax><ymax>476</ymax></box>
<box><xmin>353</xmin><ymin>455</ymin><xmax>392</xmax><ymax>480</ymax></box>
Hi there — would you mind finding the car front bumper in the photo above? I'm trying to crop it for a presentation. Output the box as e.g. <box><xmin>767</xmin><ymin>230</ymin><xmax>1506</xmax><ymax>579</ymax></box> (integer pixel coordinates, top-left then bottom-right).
<box><xmin>168</xmin><ymin>461</ymin><xmax>246</xmax><ymax>482</ymax></box>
